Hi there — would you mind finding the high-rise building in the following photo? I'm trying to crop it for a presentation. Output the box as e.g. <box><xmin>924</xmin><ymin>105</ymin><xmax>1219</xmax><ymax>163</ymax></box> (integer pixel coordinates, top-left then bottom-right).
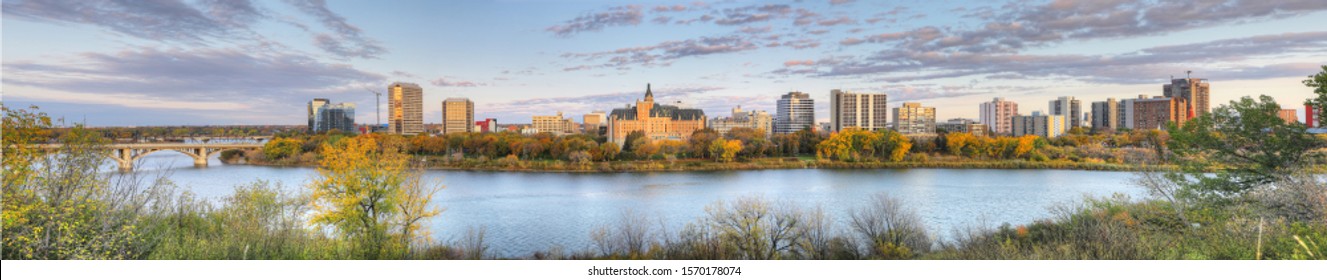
<box><xmin>709</xmin><ymin>105</ymin><xmax>773</xmax><ymax>137</ymax></box>
<box><xmin>388</xmin><ymin>82</ymin><xmax>424</xmax><ymax>135</ymax></box>
<box><xmin>979</xmin><ymin>97</ymin><xmax>1018</xmax><ymax>135</ymax></box>
<box><xmin>1049</xmin><ymin>96</ymin><xmax>1082</xmax><ymax>129</ymax></box>
<box><xmin>308</xmin><ymin>99</ymin><xmax>355</xmax><ymax>133</ymax></box>
<box><xmin>1164</xmin><ymin>77</ymin><xmax>1210</xmax><ymax>119</ymax></box>
<box><xmin>1132</xmin><ymin>96</ymin><xmax>1188</xmax><ymax>130</ymax></box>
<box><xmin>774</xmin><ymin>91</ymin><xmax>815</xmax><ymax>134</ymax></box>
<box><xmin>938</xmin><ymin>118</ymin><xmax>989</xmax><ymax>137</ymax></box>
<box><xmin>1090</xmin><ymin>98</ymin><xmax>1120</xmax><ymax>132</ymax></box>
<box><xmin>318</xmin><ymin>103</ymin><xmax>356</xmax><ymax>133</ymax></box>
<box><xmin>441</xmin><ymin>97</ymin><xmax>474</xmax><ymax>134</ymax></box>
<box><xmin>607</xmin><ymin>84</ymin><xmax>707</xmax><ymax>145</ymax></box>
<box><xmin>307</xmin><ymin>98</ymin><xmax>328</xmax><ymax>133</ymax></box>
<box><xmin>829</xmin><ymin>89</ymin><xmax>888</xmax><ymax>132</ymax></box>
<box><xmin>1012</xmin><ymin>111</ymin><xmax>1066</xmax><ymax>138</ymax></box>
<box><xmin>533</xmin><ymin>112</ymin><xmax>577</xmax><ymax>135</ymax></box>
<box><xmin>1277</xmin><ymin>109</ymin><xmax>1299</xmax><ymax>124</ymax></box>
<box><xmin>892</xmin><ymin>102</ymin><xmax>936</xmax><ymax>135</ymax></box>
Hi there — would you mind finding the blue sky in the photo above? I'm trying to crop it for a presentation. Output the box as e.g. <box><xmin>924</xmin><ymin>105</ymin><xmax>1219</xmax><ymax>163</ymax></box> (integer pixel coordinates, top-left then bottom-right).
<box><xmin>3</xmin><ymin>0</ymin><xmax>1326</xmax><ymax>126</ymax></box>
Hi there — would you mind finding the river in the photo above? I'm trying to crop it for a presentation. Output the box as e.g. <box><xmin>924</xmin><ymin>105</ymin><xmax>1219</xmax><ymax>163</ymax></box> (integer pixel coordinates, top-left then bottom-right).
<box><xmin>125</xmin><ymin>152</ymin><xmax>1146</xmax><ymax>257</ymax></box>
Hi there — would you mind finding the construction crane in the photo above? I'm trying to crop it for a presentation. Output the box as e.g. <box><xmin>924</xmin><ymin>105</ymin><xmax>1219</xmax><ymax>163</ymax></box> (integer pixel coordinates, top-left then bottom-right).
<box><xmin>364</xmin><ymin>86</ymin><xmax>383</xmax><ymax>129</ymax></box>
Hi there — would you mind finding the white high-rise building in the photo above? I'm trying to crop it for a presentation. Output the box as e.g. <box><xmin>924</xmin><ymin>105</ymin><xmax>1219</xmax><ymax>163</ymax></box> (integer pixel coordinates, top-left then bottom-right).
<box><xmin>775</xmin><ymin>92</ymin><xmax>815</xmax><ymax>134</ymax></box>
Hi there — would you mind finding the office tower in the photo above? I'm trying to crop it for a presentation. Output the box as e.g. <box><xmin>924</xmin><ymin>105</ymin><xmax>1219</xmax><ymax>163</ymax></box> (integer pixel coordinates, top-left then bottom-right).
<box><xmin>1048</xmin><ymin>96</ymin><xmax>1082</xmax><ymax>129</ymax></box>
<box><xmin>774</xmin><ymin>91</ymin><xmax>814</xmax><ymax>134</ymax></box>
<box><xmin>388</xmin><ymin>82</ymin><xmax>424</xmax><ymax>135</ymax></box>
<box><xmin>318</xmin><ymin>103</ymin><xmax>356</xmax><ymax>133</ymax></box>
<box><xmin>892</xmin><ymin>102</ymin><xmax>936</xmax><ymax>135</ymax></box>
<box><xmin>1164</xmin><ymin>77</ymin><xmax>1211</xmax><ymax>119</ymax></box>
<box><xmin>607</xmin><ymin>84</ymin><xmax>706</xmax><ymax>145</ymax></box>
<box><xmin>829</xmin><ymin>89</ymin><xmax>888</xmax><ymax>132</ymax></box>
<box><xmin>308</xmin><ymin>98</ymin><xmax>328</xmax><ymax>133</ymax></box>
<box><xmin>442</xmin><ymin>97</ymin><xmax>474</xmax><ymax>134</ymax></box>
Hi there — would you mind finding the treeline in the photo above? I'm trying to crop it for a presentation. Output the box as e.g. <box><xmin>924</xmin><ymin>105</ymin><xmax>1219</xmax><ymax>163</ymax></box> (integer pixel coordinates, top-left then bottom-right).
<box><xmin>250</xmin><ymin>123</ymin><xmax>1186</xmax><ymax>170</ymax></box>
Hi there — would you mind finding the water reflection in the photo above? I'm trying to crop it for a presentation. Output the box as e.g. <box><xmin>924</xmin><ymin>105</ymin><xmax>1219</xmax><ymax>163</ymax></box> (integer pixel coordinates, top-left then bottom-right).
<box><xmin>126</xmin><ymin>152</ymin><xmax>1143</xmax><ymax>257</ymax></box>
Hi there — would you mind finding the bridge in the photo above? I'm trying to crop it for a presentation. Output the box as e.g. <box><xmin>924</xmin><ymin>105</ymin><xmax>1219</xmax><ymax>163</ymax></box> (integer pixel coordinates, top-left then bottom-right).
<box><xmin>32</xmin><ymin>143</ymin><xmax>263</xmax><ymax>170</ymax></box>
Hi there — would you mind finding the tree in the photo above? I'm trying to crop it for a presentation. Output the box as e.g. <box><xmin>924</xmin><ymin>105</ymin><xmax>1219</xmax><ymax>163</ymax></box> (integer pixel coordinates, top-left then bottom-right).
<box><xmin>709</xmin><ymin>139</ymin><xmax>743</xmax><ymax>162</ymax></box>
<box><xmin>944</xmin><ymin>132</ymin><xmax>975</xmax><ymax>156</ymax></box>
<box><xmin>689</xmin><ymin>129</ymin><xmax>721</xmax><ymax>159</ymax></box>
<box><xmin>1166</xmin><ymin>95</ymin><xmax>1322</xmax><ymax>199</ymax></box>
<box><xmin>848</xmin><ymin>193</ymin><xmax>930</xmax><ymax>259</ymax></box>
<box><xmin>599</xmin><ymin>142</ymin><xmax>620</xmax><ymax>161</ymax></box>
<box><xmin>705</xmin><ymin>196</ymin><xmax>806</xmax><ymax>259</ymax></box>
<box><xmin>4</xmin><ymin>106</ymin><xmax>169</xmax><ymax>259</ymax></box>
<box><xmin>621</xmin><ymin>131</ymin><xmax>646</xmax><ymax>153</ymax></box>
<box><xmin>1304</xmin><ymin>65</ymin><xmax>1327</xmax><ymax>127</ymax></box>
<box><xmin>262</xmin><ymin>138</ymin><xmax>302</xmax><ymax>160</ymax></box>
<box><xmin>876</xmin><ymin>130</ymin><xmax>912</xmax><ymax>162</ymax></box>
<box><xmin>308</xmin><ymin>136</ymin><xmax>443</xmax><ymax>259</ymax></box>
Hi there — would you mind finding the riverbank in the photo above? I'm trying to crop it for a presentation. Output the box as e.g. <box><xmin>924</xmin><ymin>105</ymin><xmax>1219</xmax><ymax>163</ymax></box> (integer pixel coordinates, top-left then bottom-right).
<box><xmin>229</xmin><ymin>156</ymin><xmax>1174</xmax><ymax>173</ymax></box>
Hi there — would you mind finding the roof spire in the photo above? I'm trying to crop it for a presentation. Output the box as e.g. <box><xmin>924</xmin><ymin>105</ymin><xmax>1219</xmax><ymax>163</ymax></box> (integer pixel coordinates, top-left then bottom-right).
<box><xmin>645</xmin><ymin>83</ymin><xmax>654</xmax><ymax>101</ymax></box>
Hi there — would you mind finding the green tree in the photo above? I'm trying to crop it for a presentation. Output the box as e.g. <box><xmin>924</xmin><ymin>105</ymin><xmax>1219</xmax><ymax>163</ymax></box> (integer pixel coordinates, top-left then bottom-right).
<box><xmin>1166</xmin><ymin>95</ymin><xmax>1322</xmax><ymax>199</ymax></box>
<box><xmin>1304</xmin><ymin>65</ymin><xmax>1327</xmax><ymax>127</ymax></box>
<box><xmin>621</xmin><ymin>131</ymin><xmax>645</xmax><ymax>153</ymax></box>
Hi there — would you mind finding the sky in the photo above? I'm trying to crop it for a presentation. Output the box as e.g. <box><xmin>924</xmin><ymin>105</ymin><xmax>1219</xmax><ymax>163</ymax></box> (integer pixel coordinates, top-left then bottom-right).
<box><xmin>3</xmin><ymin>0</ymin><xmax>1326</xmax><ymax>127</ymax></box>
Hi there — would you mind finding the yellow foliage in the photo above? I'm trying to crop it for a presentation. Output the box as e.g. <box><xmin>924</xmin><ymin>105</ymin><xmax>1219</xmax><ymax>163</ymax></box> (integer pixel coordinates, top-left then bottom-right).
<box><xmin>308</xmin><ymin>135</ymin><xmax>443</xmax><ymax>259</ymax></box>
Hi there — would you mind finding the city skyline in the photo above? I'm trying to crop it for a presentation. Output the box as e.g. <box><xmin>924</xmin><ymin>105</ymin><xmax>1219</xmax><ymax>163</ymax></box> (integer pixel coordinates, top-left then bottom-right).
<box><xmin>3</xmin><ymin>0</ymin><xmax>1326</xmax><ymax>126</ymax></box>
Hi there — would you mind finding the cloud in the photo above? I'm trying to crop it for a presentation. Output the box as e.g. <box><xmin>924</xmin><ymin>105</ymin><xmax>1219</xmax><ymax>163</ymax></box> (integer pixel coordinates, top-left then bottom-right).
<box><xmin>562</xmin><ymin>35</ymin><xmax>759</xmax><ymax>70</ymax></box>
<box><xmin>283</xmin><ymin>0</ymin><xmax>387</xmax><ymax>59</ymax></box>
<box><xmin>784</xmin><ymin>60</ymin><xmax>816</xmax><ymax>67</ymax></box>
<box><xmin>839</xmin><ymin>0</ymin><xmax>1327</xmax><ymax>53</ymax></box>
<box><xmin>482</xmin><ymin>85</ymin><xmax>728</xmax><ymax>121</ymax></box>
<box><xmin>430</xmin><ymin>77</ymin><xmax>485</xmax><ymax>87</ymax></box>
<box><xmin>3</xmin><ymin>47</ymin><xmax>385</xmax><ymax>107</ymax></box>
<box><xmin>546</xmin><ymin>5</ymin><xmax>643</xmax><ymax>37</ymax></box>
<box><xmin>817</xmin><ymin>16</ymin><xmax>856</xmax><ymax>26</ymax></box>
<box><xmin>712</xmin><ymin>4</ymin><xmax>791</xmax><ymax>25</ymax></box>
<box><xmin>2</xmin><ymin>0</ymin><xmax>256</xmax><ymax>42</ymax></box>
<box><xmin>652</xmin><ymin>4</ymin><xmax>689</xmax><ymax>13</ymax></box>
<box><xmin>3</xmin><ymin>0</ymin><xmax>388</xmax><ymax>59</ymax></box>
<box><xmin>803</xmin><ymin>31</ymin><xmax>1327</xmax><ymax>84</ymax></box>
<box><xmin>829</xmin><ymin>0</ymin><xmax>855</xmax><ymax>5</ymax></box>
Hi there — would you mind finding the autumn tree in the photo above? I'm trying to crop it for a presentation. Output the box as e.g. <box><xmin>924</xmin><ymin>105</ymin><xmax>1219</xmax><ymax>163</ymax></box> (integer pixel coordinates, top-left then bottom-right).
<box><xmin>308</xmin><ymin>135</ymin><xmax>444</xmax><ymax>259</ymax></box>
<box><xmin>689</xmin><ymin>129</ymin><xmax>721</xmax><ymax>159</ymax></box>
<box><xmin>262</xmin><ymin>138</ymin><xmax>303</xmax><ymax>160</ymax></box>
<box><xmin>944</xmin><ymin>132</ymin><xmax>975</xmax><ymax>157</ymax></box>
<box><xmin>709</xmin><ymin>139</ymin><xmax>743</xmax><ymax>162</ymax></box>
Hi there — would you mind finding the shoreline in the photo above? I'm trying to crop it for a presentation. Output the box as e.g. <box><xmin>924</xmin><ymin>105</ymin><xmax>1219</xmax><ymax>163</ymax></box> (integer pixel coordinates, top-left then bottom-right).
<box><xmin>227</xmin><ymin>157</ymin><xmax>1175</xmax><ymax>173</ymax></box>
